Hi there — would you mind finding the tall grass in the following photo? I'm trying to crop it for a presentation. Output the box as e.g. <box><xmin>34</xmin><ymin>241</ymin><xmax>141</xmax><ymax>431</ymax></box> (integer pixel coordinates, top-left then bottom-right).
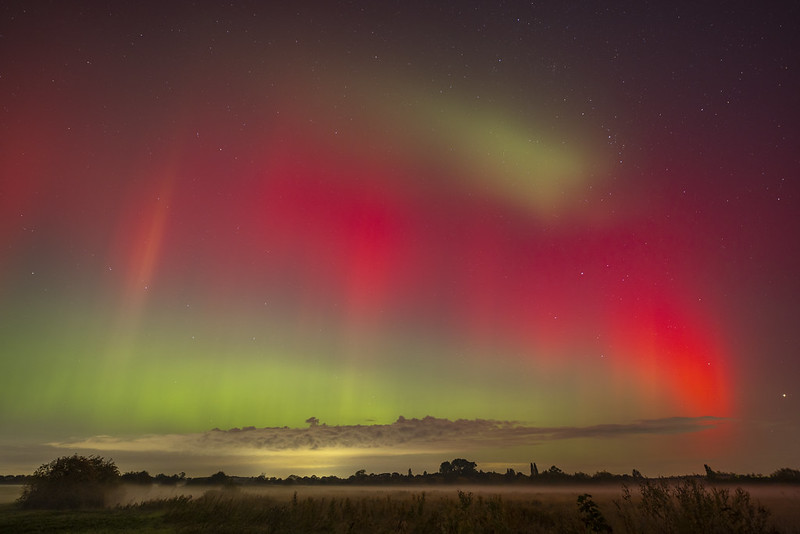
<box><xmin>614</xmin><ymin>478</ymin><xmax>777</xmax><ymax>534</ymax></box>
<box><xmin>159</xmin><ymin>488</ymin><xmax>586</xmax><ymax>533</ymax></box>
<box><xmin>1</xmin><ymin>483</ymin><xmax>789</xmax><ymax>533</ymax></box>
<box><xmin>155</xmin><ymin>483</ymin><xmax>780</xmax><ymax>533</ymax></box>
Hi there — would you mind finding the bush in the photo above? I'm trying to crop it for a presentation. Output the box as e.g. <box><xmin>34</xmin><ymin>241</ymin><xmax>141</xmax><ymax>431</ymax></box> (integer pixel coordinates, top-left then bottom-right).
<box><xmin>769</xmin><ymin>468</ymin><xmax>800</xmax><ymax>482</ymax></box>
<box><xmin>577</xmin><ymin>493</ymin><xmax>613</xmax><ymax>533</ymax></box>
<box><xmin>17</xmin><ymin>455</ymin><xmax>120</xmax><ymax>509</ymax></box>
<box><xmin>614</xmin><ymin>478</ymin><xmax>775</xmax><ymax>534</ymax></box>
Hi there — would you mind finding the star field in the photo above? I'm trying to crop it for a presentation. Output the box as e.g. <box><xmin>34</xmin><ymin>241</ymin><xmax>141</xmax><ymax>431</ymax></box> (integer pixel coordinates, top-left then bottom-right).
<box><xmin>0</xmin><ymin>2</ymin><xmax>798</xmax><ymax>477</ymax></box>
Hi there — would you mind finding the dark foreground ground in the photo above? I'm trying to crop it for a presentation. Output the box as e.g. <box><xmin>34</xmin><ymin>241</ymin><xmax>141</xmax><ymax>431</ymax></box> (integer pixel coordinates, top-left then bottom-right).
<box><xmin>1</xmin><ymin>483</ymin><xmax>799</xmax><ymax>533</ymax></box>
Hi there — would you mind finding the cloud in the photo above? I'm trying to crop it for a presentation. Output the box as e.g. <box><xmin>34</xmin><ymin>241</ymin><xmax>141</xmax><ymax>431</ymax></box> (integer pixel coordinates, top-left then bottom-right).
<box><xmin>49</xmin><ymin>415</ymin><xmax>722</xmax><ymax>456</ymax></box>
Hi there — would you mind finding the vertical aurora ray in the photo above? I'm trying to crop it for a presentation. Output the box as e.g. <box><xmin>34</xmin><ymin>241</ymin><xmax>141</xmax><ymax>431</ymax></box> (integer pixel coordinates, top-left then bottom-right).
<box><xmin>106</xmin><ymin>168</ymin><xmax>176</xmax><ymax>339</ymax></box>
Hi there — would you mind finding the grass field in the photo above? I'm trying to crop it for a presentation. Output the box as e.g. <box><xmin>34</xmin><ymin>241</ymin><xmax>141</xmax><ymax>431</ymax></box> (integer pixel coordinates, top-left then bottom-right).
<box><xmin>1</xmin><ymin>482</ymin><xmax>798</xmax><ymax>533</ymax></box>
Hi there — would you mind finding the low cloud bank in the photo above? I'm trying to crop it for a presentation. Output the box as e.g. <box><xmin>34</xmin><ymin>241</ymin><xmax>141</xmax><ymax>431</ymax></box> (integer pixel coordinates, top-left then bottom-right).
<box><xmin>49</xmin><ymin>415</ymin><xmax>722</xmax><ymax>456</ymax></box>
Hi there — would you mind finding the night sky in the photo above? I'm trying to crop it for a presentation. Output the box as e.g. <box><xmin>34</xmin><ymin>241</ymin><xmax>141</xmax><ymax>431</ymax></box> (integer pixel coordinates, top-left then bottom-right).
<box><xmin>1</xmin><ymin>2</ymin><xmax>798</xmax><ymax>478</ymax></box>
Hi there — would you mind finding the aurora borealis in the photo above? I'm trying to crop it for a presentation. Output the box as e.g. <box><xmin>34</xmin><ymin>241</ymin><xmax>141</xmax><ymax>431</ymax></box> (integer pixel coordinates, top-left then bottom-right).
<box><xmin>1</xmin><ymin>2</ymin><xmax>798</xmax><ymax>477</ymax></box>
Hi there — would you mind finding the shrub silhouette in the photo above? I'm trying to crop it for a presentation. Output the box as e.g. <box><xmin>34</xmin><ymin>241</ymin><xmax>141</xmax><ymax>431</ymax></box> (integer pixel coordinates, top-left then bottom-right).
<box><xmin>17</xmin><ymin>454</ymin><xmax>120</xmax><ymax>509</ymax></box>
<box><xmin>578</xmin><ymin>493</ymin><xmax>613</xmax><ymax>533</ymax></box>
<box><xmin>614</xmin><ymin>478</ymin><xmax>774</xmax><ymax>534</ymax></box>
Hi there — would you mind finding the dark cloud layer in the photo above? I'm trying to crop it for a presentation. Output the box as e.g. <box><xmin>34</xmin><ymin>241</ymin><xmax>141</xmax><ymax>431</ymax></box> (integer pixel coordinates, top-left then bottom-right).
<box><xmin>51</xmin><ymin>415</ymin><xmax>722</xmax><ymax>454</ymax></box>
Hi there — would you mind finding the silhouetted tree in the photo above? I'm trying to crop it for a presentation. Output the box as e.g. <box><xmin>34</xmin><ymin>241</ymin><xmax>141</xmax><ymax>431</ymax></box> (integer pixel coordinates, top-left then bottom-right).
<box><xmin>121</xmin><ymin>470</ymin><xmax>153</xmax><ymax>484</ymax></box>
<box><xmin>17</xmin><ymin>455</ymin><xmax>119</xmax><ymax>509</ymax></box>
<box><xmin>531</xmin><ymin>462</ymin><xmax>539</xmax><ymax>477</ymax></box>
<box><xmin>704</xmin><ymin>464</ymin><xmax>716</xmax><ymax>480</ymax></box>
<box><xmin>209</xmin><ymin>471</ymin><xmax>229</xmax><ymax>485</ymax></box>
<box><xmin>547</xmin><ymin>465</ymin><xmax>563</xmax><ymax>476</ymax></box>
<box><xmin>592</xmin><ymin>471</ymin><xmax>615</xmax><ymax>481</ymax></box>
<box><xmin>450</xmin><ymin>458</ymin><xmax>477</xmax><ymax>475</ymax></box>
<box><xmin>439</xmin><ymin>461</ymin><xmax>453</xmax><ymax>475</ymax></box>
<box><xmin>770</xmin><ymin>468</ymin><xmax>800</xmax><ymax>482</ymax></box>
<box><xmin>154</xmin><ymin>473</ymin><xmax>183</xmax><ymax>485</ymax></box>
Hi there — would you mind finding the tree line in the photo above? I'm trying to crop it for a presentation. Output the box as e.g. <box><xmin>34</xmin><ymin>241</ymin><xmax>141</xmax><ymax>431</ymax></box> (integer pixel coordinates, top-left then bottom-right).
<box><xmin>98</xmin><ymin>460</ymin><xmax>800</xmax><ymax>486</ymax></box>
<box><xmin>6</xmin><ymin>455</ymin><xmax>798</xmax><ymax>492</ymax></box>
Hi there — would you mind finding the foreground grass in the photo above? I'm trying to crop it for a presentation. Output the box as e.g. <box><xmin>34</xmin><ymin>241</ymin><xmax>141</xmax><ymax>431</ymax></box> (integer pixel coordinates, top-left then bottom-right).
<box><xmin>128</xmin><ymin>490</ymin><xmax>594</xmax><ymax>533</ymax></box>
<box><xmin>0</xmin><ymin>493</ymin><xmax>583</xmax><ymax>533</ymax></box>
<box><xmin>0</xmin><ymin>491</ymin><xmax>589</xmax><ymax>533</ymax></box>
<box><xmin>0</xmin><ymin>503</ymin><xmax>171</xmax><ymax>533</ymax></box>
<box><xmin>164</xmin><ymin>489</ymin><xmax>589</xmax><ymax>533</ymax></box>
<box><xmin>2</xmin><ymin>482</ymin><xmax>795</xmax><ymax>533</ymax></box>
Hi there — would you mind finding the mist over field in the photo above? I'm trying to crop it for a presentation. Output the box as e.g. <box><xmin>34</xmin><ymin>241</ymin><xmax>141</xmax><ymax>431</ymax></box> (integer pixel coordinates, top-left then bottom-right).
<box><xmin>4</xmin><ymin>457</ymin><xmax>800</xmax><ymax>533</ymax></box>
<box><xmin>4</xmin><ymin>480</ymin><xmax>799</xmax><ymax>512</ymax></box>
<box><xmin>3</xmin><ymin>482</ymin><xmax>627</xmax><ymax>507</ymax></box>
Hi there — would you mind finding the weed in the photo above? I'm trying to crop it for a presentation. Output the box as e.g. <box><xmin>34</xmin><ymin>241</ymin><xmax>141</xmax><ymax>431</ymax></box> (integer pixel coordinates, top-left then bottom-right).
<box><xmin>578</xmin><ymin>493</ymin><xmax>613</xmax><ymax>532</ymax></box>
<box><xmin>614</xmin><ymin>478</ymin><xmax>777</xmax><ymax>534</ymax></box>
